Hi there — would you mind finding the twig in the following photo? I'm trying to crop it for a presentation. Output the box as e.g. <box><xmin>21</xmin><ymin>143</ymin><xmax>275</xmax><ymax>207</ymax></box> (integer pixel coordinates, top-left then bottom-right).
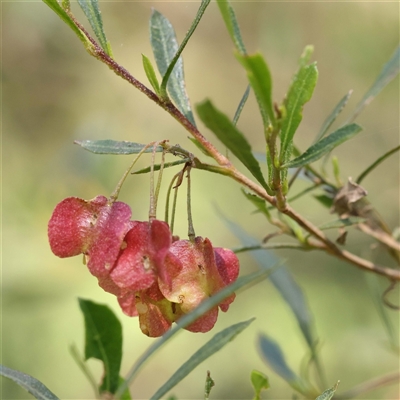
<box><xmin>65</xmin><ymin>16</ymin><xmax>400</xmax><ymax>282</ymax></box>
<box><xmin>336</xmin><ymin>371</ymin><xmax>400</xmax><ymax>399</ymax></box>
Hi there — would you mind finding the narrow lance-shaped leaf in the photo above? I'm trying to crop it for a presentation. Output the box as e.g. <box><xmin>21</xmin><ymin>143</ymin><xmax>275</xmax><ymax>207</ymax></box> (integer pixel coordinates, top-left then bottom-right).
<box><xmin>42</xmin><ymin>0</ymin><xmax>92</xmax><ymax>48</ymax></box>
<box><xmin>159</xmin><ymin>0</ymin><xmax>210</xmax><ymax>96</ymax></box>
<box><xmin>150</xmin><ymin>8</ymin><xmax>198</xmax><ymax>125</ymax></box>
<box><xmin>219</xmin><ymin>213</ymin><xmax>317</xmax><ymax>351</ymax></box>
<box><xmin>315</xmin><ymin>381</ymin><xmax>340</xmax><ymax>400</ymax></box>
<box><xmin>115</xmin><ymin>268</ymin><xmax>272</xmax><ymax>397</ymax></box>
<box><xmin>188</xmin><ymin>137</ymin><xmax>213</xmax><ymax>157</ymax></box>
<box><xmin>196</xmin><ymin>99</ymin><xmax>272</xmax><ymax>194</ymax></box>
<box><xmin>318</xmin><ymin>216</ymin><xmax>365</xmax><ymax>230</ymax></box>
<box><xmin>315</xmin><ymin>90</ymin><xmax>353</xmax><ymax>143</ymax></box>
<box><xmin>237</xmin><ymin>53</ymin><xmax>276</xmax><ymax>128</ymax></box>
<box><xmin>77</xmin><ymin>0</ymin><xmax>113</xmax><ymax>57</ymax></box>
<box><xmin>281</xmin><ymin>123</ymin><xmax>362</xmax><ymax>169</ymax></box>
<box><xmin>142</xmin><ymin>54</ymin><xmax>160</xmax><ymax>95</ymax></box>
<box><xmin>216</xmin><ymin>0</ymin><xmax>246</xmax><ymax>55</ymax></box>
<box><xmin>348</xmin><ymin>46</ymin><xmax>400</xmax><ymax>123</ymax></box>
<box><xmin>279</xmin><ymin>47</ymin><xmax>318</xmax><ymax>165</ymax></box>
<box><xmin>74</xmin><ymin>140</ymin><xmax>163</xmax><ymax>155</ymax></box>
<box><xmin>149</xmin><ymin>319</ymin><xmax>255</xmax><ymax>400</ymax></box>
<box><xmin>79</xmin><ymin>299</ymin><xmax>122</xmax><ymax>394</ymax></box>
<box><xmin>241</xmin><ymin>189</ymin><xmax>271</xmax><ymax>220</ymax></box>
<box><xmin>0</xmin><ymin>365</ymin><xmax>60</xmax><ymax>400</ymax></box>
<box><xmin>233</xmin><ymin>85</ymin><xmax>250</xmax><ymax>126</ymax></box>
<box><xmin>258</xmin><ymin>334</ymin><xmax>308</xmax><ymax>393</ymax></box>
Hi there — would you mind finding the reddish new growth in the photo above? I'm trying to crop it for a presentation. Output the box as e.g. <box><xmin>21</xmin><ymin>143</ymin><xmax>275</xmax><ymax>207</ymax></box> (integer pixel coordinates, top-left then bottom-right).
<box><xmin>48</xmin><ymin>196</ymin><xmax>240</xmax><ymax>337</ymax></box>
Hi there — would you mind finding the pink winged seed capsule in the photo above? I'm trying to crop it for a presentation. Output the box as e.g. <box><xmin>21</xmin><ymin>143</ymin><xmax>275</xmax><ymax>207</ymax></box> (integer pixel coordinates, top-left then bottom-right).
<box><xmin>159</xmin><ymin>236</ymin><xmax>240</xmax><ymax>333</ymax></box>
<box><xmin>49</xmin><ymin>196</ymin><xmax>240</xmax><ymax>337</ymax></box>
<box><xmin>48</xmin><ymin>196</ymin><xmax>132</xmax><ymax>281</ymax></box>
<box><xmin>109</xmin><ymin>219</ymin><xmax>173</xmax><ymax>293</ymax></box>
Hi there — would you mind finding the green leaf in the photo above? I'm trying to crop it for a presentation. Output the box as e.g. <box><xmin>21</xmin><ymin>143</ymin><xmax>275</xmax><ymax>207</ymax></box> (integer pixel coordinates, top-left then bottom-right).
<box><xmin>117</xmin><ymin>377</ymin><xmax>132</xmax><ymax>400</ymax></box>
<box><xmin>142</xmin><ymin>54</ymin><xmax>160</xmax><ymax>95</ymax></box>
<box><xmin>241</xmin><ymin>189</ymin><xmax>271</xmax><ymax>220</ymax></box>
<box><xmin>251</xmin><ymin>370</ymin><xmax>270</xmax><ymax>400</ymax></box>
<box><xmin>74</xmin><ymin>140</ymin><xmax>163</xmax><ymax>155</ymax></box>
<box><xmin>315</xmin><ymin>381</ymin><xmax>340</xmax><ymax>400</ymax></box>
<box><xmin>188</xmin><ymin>137</ymin><xmax>213</xmax><ymax>157</ymax></box>
<box><xmin>220</xmin><ymin>215</ymin><xmax>317</xmax><ymax>351</ymax></box>
<box><xmin>77</xmin><ymin>0</ymin><xmax>112</xmax><ymax>56</ymax></box>
<box><xmin>216</xmin><ymin>0</ymin><xmax>246</xmax><ymax>54</ymax></box>
<box><xmin>115</xmin><ymin>268</ymin><xmax>272</xmax><ymax>397</ymax></box>
<box><xmin>258</xmin><ymin>334</ymin><xmax>300</xmax><ymax>384</ymax></box>
<box><xmin>149</xmin><ymin>319</ymin><xmax>255</xmax><ymax>400</ymax></box>
<box><xmin>204</xmin><ymin>371</ymin><xmax>215</xmax><ymax>400</ymax></box>
<box><xmin>132</xmin><ymin>159</ymin><xmax>189</xmax><ymax>174</ymax></box>
<box><xmin>0</xmin><ymin>365</ymin><xmax>60</xmax><ymax>400</ymax></box>
<box><xmin>150</xmin><ymin>8</ymin><xmax>198</xmax><ymax>125</ymax></box>
<box><xmin>233</xmin><ymin>85</ymin><xmax>250</xmax><ymax>126</ymax></box>
<box><xmin>196</xmin><ymin>99</ymin><xmax>272</xmax><ymax>194</ymax></box>
<box><xmin>356</xmin><ymin>145</ymin><xmax>400</xmax><ymax>184</ymax></box>
<box><xmin>236</xmin><ymin>53</ymin><xmax>275</xmax><ymax>127</ymax></box>
<box><xmin>279</xmin><ymin>52</ymin><xmax>318</xmax><ymax>165</ymax></box>
<box><xmin>313</xmin><ymin>194</ymin><xmax>334</xmax><ymax>209</ymax></box>
<box><xmin>158</xmin><ymin>0</ymin><xmax>210</xmax><ymax>97</ymax></box>
<box><xmin>281</xmin><ymin>214</ymin><xmax>305</xmax><ymax>243</ymax></box>
<box><xmin>281</xmin><ymin>123</ymin><xmax>362</xmax><ymax>169</ymax></box>
<box><xmin>315</xmin><ymin>90</ymin><xmax>353</xmax><ymax>143</ymax></box>
<box><xmin>349</xmin><ymin>46</ymin><xmax>400</xmax><ymax>123</ymax></box>
<box><xmin>42</xmin><ymin>0</ymin><xmax>91</xmax><ymax>47</ymax></box>
<box><xmin>299</xmin><ymin>45</ymin><xmax>314</xmax><ymax>66</ymax></box>
<box><xmin>69</xmin><ymin>344</ymin><xmax>100</xmax><ymax>398</ymax></box>
<box><xmin>319</xmin><ymin>216</ymin><xmax>365</xmax><ymax>230</ymax></box>
<box><xmin>79</xmin><ymin>298</ymin><xmax>122</xmax><ymax>394</ymax></box>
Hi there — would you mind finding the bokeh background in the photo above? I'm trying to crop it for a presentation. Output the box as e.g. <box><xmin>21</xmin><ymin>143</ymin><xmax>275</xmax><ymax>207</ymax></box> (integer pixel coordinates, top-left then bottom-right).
<box><xmin>2</xmin><ymin>1</ymin><xmax>399</xmax><ymax>399</ymax></box>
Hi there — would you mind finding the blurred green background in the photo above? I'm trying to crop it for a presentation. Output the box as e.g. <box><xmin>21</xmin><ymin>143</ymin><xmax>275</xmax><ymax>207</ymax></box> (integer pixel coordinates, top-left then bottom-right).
<box><xmin>2</xmin><ymin>1</ymin><xmax>399</xmax><ymax>399</ymax></box>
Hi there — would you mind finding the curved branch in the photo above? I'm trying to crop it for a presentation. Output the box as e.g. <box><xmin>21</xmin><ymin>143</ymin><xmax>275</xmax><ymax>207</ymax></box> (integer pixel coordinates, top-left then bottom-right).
<box><xmin>67</xmin><ymin>17</ymin><xmax>400</xmax><ymax>281</ymax></box>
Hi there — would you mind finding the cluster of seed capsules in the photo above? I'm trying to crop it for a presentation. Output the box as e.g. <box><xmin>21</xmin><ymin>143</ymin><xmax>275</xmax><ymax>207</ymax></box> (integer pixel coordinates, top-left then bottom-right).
<box><xmin>48</xmin><ymin>195</ymin><xmax>240</xmax><ymax>337</ymax></box>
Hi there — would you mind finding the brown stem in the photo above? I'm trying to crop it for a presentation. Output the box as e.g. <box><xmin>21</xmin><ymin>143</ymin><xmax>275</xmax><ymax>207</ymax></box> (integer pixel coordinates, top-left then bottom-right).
<box><xmin>336</xmin><ymin>372</ymin><xmax>400</xmax><ymax>399</ymax></box>
<box><xmin>68</xmin><ymin>17</ymin><xmax>400</xmax><ymax>281</ymax></box>
<box><xmin>229</xmin><ymin>168</ymin><xmax>400</xmax><ymax>280</ymax></box>
<box><xmin>69</xmin><ymin>14</ymin><xmax>231</xmax><ymax>169</ymax></box>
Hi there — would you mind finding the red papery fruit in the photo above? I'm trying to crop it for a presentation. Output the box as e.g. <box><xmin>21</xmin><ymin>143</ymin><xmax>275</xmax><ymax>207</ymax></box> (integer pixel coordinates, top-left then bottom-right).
<box><xmin>109</xmin><ymin>220</ymin><xmax>173</xmax><ymax>293</ymax></box>
<box><xmin>48</xmin><ymin>196</ymin><xmax>132</xmax><ymax>281</ymax></box>
<box><xmin>118</xmin><ymin>283</ymin><xmax>176</xmax><ymax>337</ymax></box>
<box><xmin>159</xmin><ymin>236</ymin><xmax>239</xmax><ymax>332</ymax></box>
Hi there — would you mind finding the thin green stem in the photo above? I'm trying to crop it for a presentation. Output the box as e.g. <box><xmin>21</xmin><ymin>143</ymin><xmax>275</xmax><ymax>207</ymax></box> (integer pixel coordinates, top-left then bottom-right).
<box><xmin>233</xmin><ymin>243</ymin><xmax>311</xmax><ymax>254</ymax></box>
<box><xmin>356</xmin><ymin>144</ymin><xmax>400</xmax><ymax>184</ymax></box>
<box><xmin>154</xmin><ymin>148</ymin><xmax>167</xmax><ymax>218</ymax></box>
<box><xmin>170</xmin><ymin>170</ymin><xmax>185</xmax><ymax>234</ymax></box>
<box><xmin>149</xmin><ymin>142</ymin><xmax>159</xmax><ymax>220</ymax></box>
<box><xmin>69</xmin><ymin>344</ymin><xmax>100</xmax><ymax>399</ymax></box>
<box><xmin>165</xmin><ymin>172</ymin><xmax>180</xmax><ymax>226</ymax></box>
<box><xmin>186</xmin><ymin>167</ymin><xmax>195</xmax><ymax>240</ymax></box>
<box><xmin>232</xmin><ymin>85</ymin><xmax>250</xmax><ymax>126</ymax></box>
<box><xmin>109</xmin><ymin>142</ymin><xmax>154</xmax><ymax>202</ymax></box>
